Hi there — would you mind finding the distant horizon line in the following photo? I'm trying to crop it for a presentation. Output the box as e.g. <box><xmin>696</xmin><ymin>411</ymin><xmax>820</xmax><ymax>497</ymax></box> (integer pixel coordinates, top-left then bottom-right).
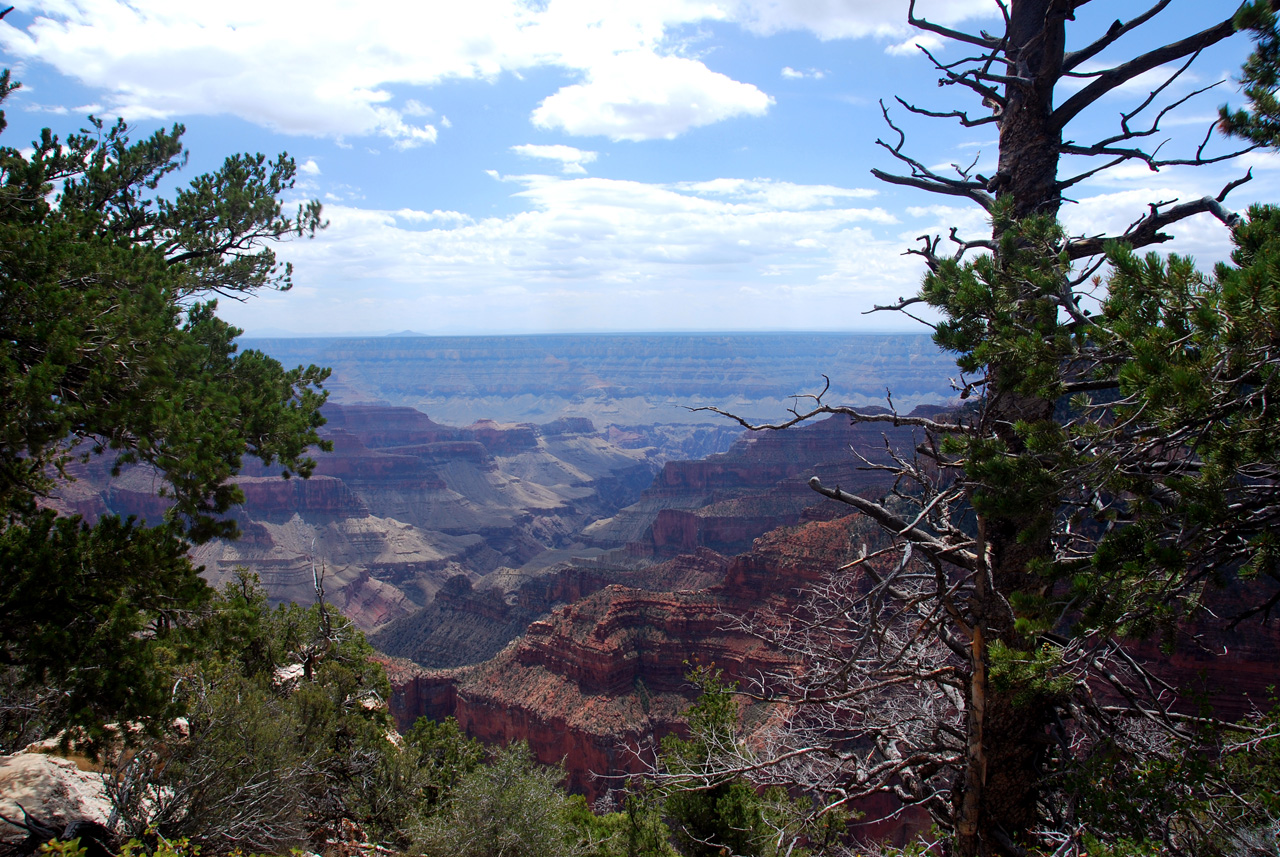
<box><xmin>239</xmin><ymin>328</ymin><xmax>936</xmax><ymax>339</ymax></box>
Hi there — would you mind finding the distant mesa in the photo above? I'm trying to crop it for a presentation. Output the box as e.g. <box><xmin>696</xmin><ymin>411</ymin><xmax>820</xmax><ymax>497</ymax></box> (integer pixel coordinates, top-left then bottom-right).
<box><xmin>240</xmin><ymin>331</ymin><xmax>960</xmax><ymax>427</ymax></box>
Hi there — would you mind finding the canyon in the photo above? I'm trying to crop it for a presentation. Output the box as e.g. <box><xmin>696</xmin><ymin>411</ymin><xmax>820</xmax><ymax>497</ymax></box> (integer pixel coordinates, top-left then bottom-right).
<box><xmin>240</xmin><ymin>332</ymin><xmax>958</xmax><ymax>428</ymax></box>
<box><xmin>44</xmin><ymin>333</ymin><xmax>1280</xmax><ymax>840</ymax></box>
<box><xmin>47</xmin><ymin>402</ymin><xmax>664</xmax><ymax>630</ymax></box>
<box><xmin>47</xmin><ymin>332</ymin><xmax>959</xmax><ymax>634</ymax></box>
<box><xmin>370</xmin><ymin>407</ymin><xmax>927</xmax><ymax>666</ymax></box>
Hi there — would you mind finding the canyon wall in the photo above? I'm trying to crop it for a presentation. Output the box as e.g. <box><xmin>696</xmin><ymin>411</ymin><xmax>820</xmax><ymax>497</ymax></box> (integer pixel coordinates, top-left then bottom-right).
<box><xmin>241</xmin><ymin>333</ymin><xmax>958</xmax><ymax>431</ymax></box>
<box><xmin>46</xmin><ymin>402</ymin><xmax>660</xmax><ymax>631</ymax></box>
<box><xmin>386</xmin><ymin>516</ymin><xmax>866</xmax><ymax>797</ymax></box>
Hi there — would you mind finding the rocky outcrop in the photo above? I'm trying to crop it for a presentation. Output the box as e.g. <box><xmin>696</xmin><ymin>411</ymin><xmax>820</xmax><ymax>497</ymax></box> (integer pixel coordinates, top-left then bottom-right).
<box><xmin>371</xmin><ymin>575</ymin><xmax>545</xmax><ymax>669</ymax></box>
<box><xmin>0</xmin><ymin>754</ymin><xmax>111</xmax><ymax>847</ymax></box>
<box><xmin>388</xmin><ymin>517</ymin><xmax>865</xmax><ymax>796</ymax></box>
<box><xmin>47</xmin><ymin>403</ymin><xmax>659</xmax><ymax>632</ymax></box>
<box><xmin>584</xmin><ymin>412</ymin><xmax>923</xmax><ymax>557</ymax></box>
<box><xmin>386</xmin><ymin>507</ymin><xmax>1280</xmax><ymax>815</ymax></box>
<box><xmin>373</xmin><ymin>549</ymin><xmax>731</xmax><ymax>669</ymax></box>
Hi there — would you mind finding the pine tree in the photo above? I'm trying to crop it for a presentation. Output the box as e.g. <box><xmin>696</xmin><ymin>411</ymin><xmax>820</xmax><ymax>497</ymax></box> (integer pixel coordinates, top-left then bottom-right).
<box><xmin>682</xmin><ymin>4</ymin><xmax>1280</xmax><ymax>855</ymax></box>
<box><xmin>0</xmin><ymin>71</ymin><xmax>331</xmax><ymax>746</ymax></box>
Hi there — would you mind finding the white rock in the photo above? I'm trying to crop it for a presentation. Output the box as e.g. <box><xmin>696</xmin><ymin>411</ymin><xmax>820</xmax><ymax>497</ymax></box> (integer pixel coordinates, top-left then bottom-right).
<box><xmin>0</xmin><ymin>754</ymin><xmax>111</xmax><ymax>843</ymax></box>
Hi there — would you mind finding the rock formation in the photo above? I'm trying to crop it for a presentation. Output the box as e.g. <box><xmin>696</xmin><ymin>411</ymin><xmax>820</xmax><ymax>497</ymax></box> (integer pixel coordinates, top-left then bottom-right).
<box><xmin>372</xmin><ymin>409</ymin><xmax>923</xmax><ymax>667</ymax></box>
<box><xmin>0</xmin><ymin>753</ymin><xmax>111</xmax><ymax>850</ymax></box>
<box><xmin>583</xmin><ymin>410</ymin><xmax>934</xmax><ymax>558</ymax></box>
<box><xmin>44</xmin><ymin>403</ymin><xmax>659</xmax><ymax>631</ymax></box>
<box><xmin>386</xmin><ymin>516</ymin><xmax>867</xmax><ymax>797</ymax></box>
<box><xmin>385</xmin><ymin>504</ymin><xmax>1280</xmax><ymax>829</ymax></box>
<box><xmin>241</xmin><ymin>333</ymin><xmax>958</xmax><ymax>432</ymax></box>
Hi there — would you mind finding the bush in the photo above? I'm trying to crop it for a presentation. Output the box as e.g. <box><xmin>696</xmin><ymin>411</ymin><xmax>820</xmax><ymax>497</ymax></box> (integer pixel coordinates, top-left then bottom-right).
<box><xmin>412</xmin><ymin>741</ymin><xmax>582</xmax><ymax>857</ymax></box>
<box><xmin>105</xmin><ymin>573</ymin><xmax>397</xmax><ymax>855</ymax></box>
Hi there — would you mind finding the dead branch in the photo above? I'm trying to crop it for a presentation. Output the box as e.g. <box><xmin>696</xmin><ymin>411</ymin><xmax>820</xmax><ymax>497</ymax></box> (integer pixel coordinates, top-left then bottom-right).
<box><xmin>1052</xmin><ymin>13</ymin><xmax>1238</xmax><ymax>131</ymax></box>
<box><xmin>1065</xmin><ymin>172</ymin><xmax>1250</xmax><ymax>259</ymax></box>
<box><xmin>1062</xmin><ymin>1</ymin><xmax>1173</xmax><ymax>72</ymax></box>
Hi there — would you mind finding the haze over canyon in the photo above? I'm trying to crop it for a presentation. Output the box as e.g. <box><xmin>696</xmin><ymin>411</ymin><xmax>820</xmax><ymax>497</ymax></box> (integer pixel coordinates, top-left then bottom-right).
<box><xmin>44</xmin><ymin>331</ymin><xmax>1280</xmax><ymax>827</ymax></box>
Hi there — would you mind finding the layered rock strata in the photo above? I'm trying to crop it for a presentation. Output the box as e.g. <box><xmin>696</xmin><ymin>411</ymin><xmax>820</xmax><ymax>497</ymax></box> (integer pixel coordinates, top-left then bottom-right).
<box><xmin>584</xmin><ymin>411</ymin><xmax>933</xmax><ymax>558</ymax></box>
<box><xmin>45</xmin><ymin>403</ymin><xmax>658</xmax><ymax>631</ymax></box>
<box><xmin>241</xmin><ymin>333</ymin><xmax>959</xmax><ymax>431</ymax></box>
<box><xmin>387</xmin><ymin>517</ymin><xmax>864</xmax><ymax>796</ymax></box>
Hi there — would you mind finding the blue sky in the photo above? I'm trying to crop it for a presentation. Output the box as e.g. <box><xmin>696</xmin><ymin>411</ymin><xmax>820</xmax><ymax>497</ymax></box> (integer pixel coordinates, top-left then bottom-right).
<box><xmin>0</xmin><ymin>0</ymin><xmax>1272</xmax><ymax>335</ymax></box>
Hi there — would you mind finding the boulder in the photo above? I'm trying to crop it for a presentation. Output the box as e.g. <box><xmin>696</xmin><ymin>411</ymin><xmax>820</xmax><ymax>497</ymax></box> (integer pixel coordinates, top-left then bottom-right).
<box><xmin>0</xmin><ymin>754</ymin><xmax>111</xmax><ymax>847</ymax></box>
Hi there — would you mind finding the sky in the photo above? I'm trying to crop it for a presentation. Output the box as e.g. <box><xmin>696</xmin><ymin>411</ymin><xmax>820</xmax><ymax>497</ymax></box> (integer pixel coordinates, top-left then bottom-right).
<box><xmin>0</xmin><ymin>0</ymin><xmax>1274</xmax><ymax>336</ymax></box>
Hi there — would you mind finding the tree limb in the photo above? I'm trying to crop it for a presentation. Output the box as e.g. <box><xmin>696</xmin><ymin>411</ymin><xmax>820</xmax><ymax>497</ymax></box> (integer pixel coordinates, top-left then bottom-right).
<box><xmin>1052</xmin><ymin>13</ymin><xmax>1239</xmax><ymax>131</ymax></box>
<box><xmin>1065</xmin><ymin>173</ymin><xmax>1250</xmax><ymax>259</ymax></box>
<box><xmin>1062</xmin><ymin>1</ymin><xmax>1174</xmax><ymax>72</ymax></box>
<box><xmin>907</xmin><ymin>0</ymin><xmax>1003</xmax><ymax>50</ymax></box>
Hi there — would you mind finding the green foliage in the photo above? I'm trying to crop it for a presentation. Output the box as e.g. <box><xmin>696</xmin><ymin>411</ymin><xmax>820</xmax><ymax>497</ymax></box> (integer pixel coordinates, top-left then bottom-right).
<box><xmin>403</xmin><ymin>714</ymin><xmax>486</xmax><ymax>809</ymax></box>
<box><xmin>661</xmin><ymin>670</ymin><xmax>765</xmax><ymax>857</ymax></box>
<box><xmin>924</xmin><ymin>211</ymin><xmax>1079</xmax><ymax>557</ymax></box>
<box><xmin>566</xmin><ymin>788</ymin><xmax>679</xmax><ymax>857</ymax></box>
<box><xmin>0</xmin><ymin>70</ymin><xmax>330</xmax><ymax>747</ymax></box>
<box><xmin>923</xmin><ymin>204</ymin><xmax>1077</xmax><ymax>399</ymax></box>
<box><xmin>92</xmin><ymin>571</ymin><xmax>669</xmax><ymax>857</ymax></box>
<box><xmin>1220</xmin><ymin>1</ymin><xmax>1280</xmax><ymax>146</ymax></box>
<box><xmin>107</xmin><ymin>575</ymin><xmax>396</xmax><ymax>855</ymax></box>
<box><xmin>411</xmin><ymin>741</ymin><xmax>582</xmax><ymax>857</ymax></box>
<box><xmin>37</xmin><ymin>840</ymin><xmax>88</xmax><ymax>857</ymax></box>
<box><xmin>661</xmin><ymin>668</ymin><xmax>837</xmax><ymax>857</ymax></box>
<box><xmin>0</xmin><ymin>86</ymin><xmax>330</xmax><ymax>537</ymax></box>
<box><xmin>1087</xmin><ymin>207</ymin><xmax>1280</xmax><ymax>630</ymax></box>
<box><xmin>114</xmin><ymin>836</ymin><xmax>201</xmax><ymax>857</ymax></box>
<box><xmin>985</xmin><ymin>640</ymin><xmax>1073</xmax><ymax>708</ymax></box>
<box><xmin>0</xmin><ymin>510</ymin><xmax>206</xmax><ymax>748</ymax></box>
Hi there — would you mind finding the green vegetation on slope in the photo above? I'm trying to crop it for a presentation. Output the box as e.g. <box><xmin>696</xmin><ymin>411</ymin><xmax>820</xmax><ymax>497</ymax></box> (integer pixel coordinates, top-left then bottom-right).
<box><xmin>0</xmin><ymin>68</ymin><xmax>329</xmax><ymax>749</ymax></box>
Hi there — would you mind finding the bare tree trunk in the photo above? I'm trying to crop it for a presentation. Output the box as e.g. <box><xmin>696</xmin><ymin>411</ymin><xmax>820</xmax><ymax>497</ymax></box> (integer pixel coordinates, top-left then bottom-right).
<box><xmin>955</xmin><ymin>4</ymin><xmax>1069</xmax><ymax>852</ymax></box>
<box><xmin>998</xmin><ymin>0</ymin><xmax>1068</xmax><ymax>220</ymax></box>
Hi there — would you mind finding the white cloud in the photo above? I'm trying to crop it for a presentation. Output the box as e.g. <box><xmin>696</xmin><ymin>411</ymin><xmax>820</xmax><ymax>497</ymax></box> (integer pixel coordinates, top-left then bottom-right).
<box><xmin>0</xmin><ymin>1</ymin><xmax>451</xmax><ymax>145</ymax></box>
<box><xmin>1238</xmin><ymin>150</ymin><xmax>1280</xmax><ymax>172</ymax></box>
<box><xmin>781</xmin><ymin>66</ymin><xmax>825</xmax><ymax>79</ymax></box>
<box><xmin>532</xmin><ymin>52</ymin><xmax>773</xmax><ymax>141</ymax></box>
<box><xmin>0</xmin><ymin>0</ymin><xmax>993</xmax><ymax>146</ymax></box>
<box><xmin>401</xmin><ymin>99</ymin><xmax>434</xmax><ymax>118</ymax></box>
<box><xmin>511</xmin><ymin>144</ymin><xmax>598</xmax><ymax>174</ymax></box>
<box><xmin>678</xmin><ymin>177</ymin><xmax>881</xmax><ymax>210</ymax></box>
<box><xmin>1061</xmin><ymin>186</ymin><xmax>1238</xmax><ymax>264</ymax></box>
<box><xmin>728</xmin><ymin>0</ymin><xmax>996</xmax><ymax>41</ymax></box>
<box><xmin>885</xmin><ymin>33</ymin><xmax>944</xmax><ymax>57</ymax></box>
<box><xmin>299</xmin><ymin>158</ymin><xmax>322</xmax><ymax>175</ymax></box>
<box><xmin>21</xmin><ymin>102</ymin><xmax>70</xmax><ymax>114</ymax></box>
<box><xmin>0</xmin><ymin>0</ymin><xmax>757</xmax><ymax>144</ymax></box>
<box><xmin>219</xmin><ymin>174</ymin><xmax>921</xmax><ymax>333</ymax></box>
<box><xmin>1058</xmin><ymin>62</ymin><xmax>1203</xmax><ymax>97</ymax></box>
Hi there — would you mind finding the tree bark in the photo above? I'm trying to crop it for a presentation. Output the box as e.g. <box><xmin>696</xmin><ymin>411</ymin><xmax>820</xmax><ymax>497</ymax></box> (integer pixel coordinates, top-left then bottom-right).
<box><xmin>998</xmin><ymin>0</ymin><xmax>1070</xmax><ymax>220</ymax></box>
<box><xmin>956</xmin><ymin>3</ymin><xmax>1072</xmax><ymax>854</ymax></box>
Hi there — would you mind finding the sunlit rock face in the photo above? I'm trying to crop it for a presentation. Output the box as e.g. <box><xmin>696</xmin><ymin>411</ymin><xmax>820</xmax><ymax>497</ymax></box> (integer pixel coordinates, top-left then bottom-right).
<box><xmin>0</xmin><ymin>753</ymin><xmax>112</xmax><ymax>845</ymax></box>
<box><xmin>202</xmin><ymin>404</ymin><xmax>663</xmax><ymax>630</ymax></box>
<box><xmin>45</xmin><ymin>402</ymin><xmax>660</xmax><ymax>632</ymax></box>
<box><xmin>385</xmin><ymin>516</ymin><xmax>868</xmax><ymax>798</ymax></box>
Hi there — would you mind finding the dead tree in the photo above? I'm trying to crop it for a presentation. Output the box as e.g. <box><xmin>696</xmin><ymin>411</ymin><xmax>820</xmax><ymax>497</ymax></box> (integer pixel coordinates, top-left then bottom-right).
<box><xmin>673</xmin><ymin>3</ymin><xmax>1280</xmax><ymax>856</ymax></box>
